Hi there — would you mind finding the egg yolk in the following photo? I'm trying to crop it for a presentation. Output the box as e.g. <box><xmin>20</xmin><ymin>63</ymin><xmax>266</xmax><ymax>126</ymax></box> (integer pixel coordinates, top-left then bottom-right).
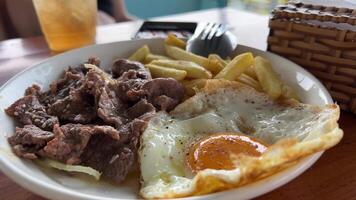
<box><xmin>186</xmin><ymin>133</ymin><xmax>268</xmax><ymax>172</ymax></box>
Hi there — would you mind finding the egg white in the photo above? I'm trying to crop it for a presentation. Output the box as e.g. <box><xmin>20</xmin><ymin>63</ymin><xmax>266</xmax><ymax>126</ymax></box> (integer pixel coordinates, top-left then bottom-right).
<box><xmin>139</xmin><ymin>80</ymin><xmax>342</xmax><ymax>199</ymax></box>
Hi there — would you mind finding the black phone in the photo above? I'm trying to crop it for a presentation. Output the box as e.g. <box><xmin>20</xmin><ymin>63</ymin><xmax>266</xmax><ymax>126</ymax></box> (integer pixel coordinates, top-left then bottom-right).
<box><xmin>133</xmin><ymin>21</ymin><xmax>198</xmax><ymax>39</ymax></box>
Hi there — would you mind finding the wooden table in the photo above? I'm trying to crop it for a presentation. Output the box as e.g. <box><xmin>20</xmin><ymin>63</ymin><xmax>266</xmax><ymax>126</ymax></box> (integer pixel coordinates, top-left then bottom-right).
<box><xmin>0</xmin><ymin>8</ymin><xmax>355</xmax><ymax>200</ymax></box>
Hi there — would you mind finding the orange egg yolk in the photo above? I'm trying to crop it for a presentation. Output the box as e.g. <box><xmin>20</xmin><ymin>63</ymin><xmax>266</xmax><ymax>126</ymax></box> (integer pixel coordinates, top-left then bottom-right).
<box><xmin>186</xmin><ymin>133</ymin><xmax>268</xmax><ymax>172</ymax></box>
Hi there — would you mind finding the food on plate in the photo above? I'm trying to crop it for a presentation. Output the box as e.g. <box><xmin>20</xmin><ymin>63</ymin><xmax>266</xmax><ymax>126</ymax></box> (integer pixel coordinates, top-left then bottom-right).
<box><xmin>150</xmin><ymin>60</ymin><xmax>212</xmax><ymax>79</ymax></box>
<box><xmin>146</xmin><ymin>63</ymin><xmax>187</xmax><ymax>80</ymax></box>
<box><xmin>181</xmin><ymin>79</ymin><xmax>208</xmax><ymax>96</ymax></box>
<box><xmin>236</xmin><ymin>73</ymin><xmax>262</xmax><ymax>91</ymax></box>
<box><xmin>165</xmin><ymin>33</ymin><xmax>187</xmax><ymax>49</ymax></box>
<box><xmin>5</xmin><ymin>57</ymin><xmax>185</xmax><ymax>183</ymax></box>
<box><xmin>128</xmin><ymin>44</ymin><xmax>150</xmax><ymax>62</ymax></box>
<box><xmin>144</xmin><ymin>54</ymin><xmax>171</xmax><ymax>63</ymax></box>
<box><xmin>4</xmin><ymin>35</ymin><xmax>343</xmax><ymax>199</ymax></box>
<box><xmin>214</xmin><ymin>52</ymin><xmax>254</xmax><ymax>80</ymax></box>
<box><xmin>254</xmin><ymin>56</ymin><xmax>283</xmax><ymax>99</ymax></box>
<box><xmin>139</xmin><ymin>80</ymin><xmax>343</xmax><ymax>198</ymax></box>
<box><xmin>208</xmin><ymin>54</ymin><xmax>228</xmax><ymax>67</ymax></box>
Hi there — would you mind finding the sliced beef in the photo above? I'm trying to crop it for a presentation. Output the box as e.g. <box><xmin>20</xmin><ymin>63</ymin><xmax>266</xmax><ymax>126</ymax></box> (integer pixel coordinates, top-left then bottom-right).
<box><xmin>126</xmin><ymin>99</ymin><xmax>155</xmax><ymax>120</ymax></box>
<box><xmin>40</xmin><ymin>69</ymin><xmax>84</xmax><ymax>107</ymax></box>
<box><xmin>8</xmin><ymin>125</ymin><xmax>54</xmax><ymax>159</ymax></box>
<box><xmin>115</xmin><ymin>78</ymin><xmax>147</xmax><ymax>103</ymax></box>
<box><xmin>47</xmin><ymin>91</ymin><xmax>96</xmax><ymax>124</ymax></box>
<box><xmin>43</xmin><ymin>124</ymin><xmax>120</xmax><ymax>165</ymax></box>
<box><xmin>112</xmin><ymin>59</ymin><xmax>151</xmax><ymax>80</ymax></box>
<box><xmin>46</xmin><ymin>70</ymin><xmax>105</xmax><ymax>124</ymax></box>
<box><xmin>97</xmin><ymin>86</ymin><xmax>126</xmax><ymax>128</ymax></box>
<box><xmin>87</xmin><ymin>57</ymin><xmax>101</xmax><ymax>67</ymax></box>
<box><xmin>112</xmin><ymin>59</ymin><xmax>152</xmax><ymax>103</ymax></box>
<box><xmin>141</xmin><ymin>78</ymin><xmax>185</xmax><ymax>111</ymax></box>
<box><xmin>81</xmin><ymin>119</ymin><xmax>148</xmax><ymax>183</ymax></box>
<box><xmin>6</xmin><ymin>58</ymin><xmax>186</xmax><ymax>184</ymax></box>
<box><xmin>5</xmin><ymin>95</ymin><xmax>59</xmax><ymax>130</ymax></box>
<box><xmin>25</xmin><ymin>84</ymin><xmax>41</xmax><ymax>96</ymax></box>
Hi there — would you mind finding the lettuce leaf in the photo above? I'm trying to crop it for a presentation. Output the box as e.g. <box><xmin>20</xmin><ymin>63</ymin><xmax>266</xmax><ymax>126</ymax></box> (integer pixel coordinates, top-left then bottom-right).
<box><xmin>37</xmin><ymin>159</ymin><xmax>101</xmax><ymax>180</ymax></box>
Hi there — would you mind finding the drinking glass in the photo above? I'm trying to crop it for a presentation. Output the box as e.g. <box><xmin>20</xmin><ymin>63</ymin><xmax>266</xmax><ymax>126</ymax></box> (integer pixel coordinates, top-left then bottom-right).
<box><xmin>33</xmin><ymin>0</ymin><xmax>97</xmax><ymax>52</ymax></box>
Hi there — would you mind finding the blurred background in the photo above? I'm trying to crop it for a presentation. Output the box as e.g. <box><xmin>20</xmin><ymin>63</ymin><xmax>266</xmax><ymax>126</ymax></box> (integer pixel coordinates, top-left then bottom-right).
<box><xmin>124</xmin><ymin>0</ymin><xmax>287</xmax><ymax>18</ymax></box>
<box><xmin>1</xmin><ymin>0</ymin><xmax>355</xmax><ymax>41</ymax></box>
<box><xmin>0</xmin><ymin>0</ymin><xmax>288</xmax><ymax>41</ymax></box>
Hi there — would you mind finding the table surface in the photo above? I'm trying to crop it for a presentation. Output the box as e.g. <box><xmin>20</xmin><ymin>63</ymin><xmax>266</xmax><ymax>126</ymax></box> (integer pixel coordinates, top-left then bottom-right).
<box><xmin>0</xmin><ymin>8</ymin><xmax>355</xmax><ymax>200</ymax></box>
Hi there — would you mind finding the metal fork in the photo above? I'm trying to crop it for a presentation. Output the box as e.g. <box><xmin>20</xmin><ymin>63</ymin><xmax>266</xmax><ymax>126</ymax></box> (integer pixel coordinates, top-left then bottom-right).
<box><xmin>186</xmin><ymin>22</ymin><xmax>237</xmax><ymax>58</ymax></box>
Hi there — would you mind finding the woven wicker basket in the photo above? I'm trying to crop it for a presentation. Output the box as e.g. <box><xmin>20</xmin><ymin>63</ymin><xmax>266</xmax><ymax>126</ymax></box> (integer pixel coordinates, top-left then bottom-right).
<box><xmin>267</xmin><ymin>2</ymin><xmax>356</xmax><ymax>113</ymax></box>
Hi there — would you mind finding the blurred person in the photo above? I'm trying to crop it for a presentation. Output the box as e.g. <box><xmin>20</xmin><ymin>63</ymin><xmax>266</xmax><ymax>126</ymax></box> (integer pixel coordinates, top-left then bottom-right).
<box><xmin>0</xmin><ymin>0</ymin><xmax>135</xmax><ymax>40</ymax></box>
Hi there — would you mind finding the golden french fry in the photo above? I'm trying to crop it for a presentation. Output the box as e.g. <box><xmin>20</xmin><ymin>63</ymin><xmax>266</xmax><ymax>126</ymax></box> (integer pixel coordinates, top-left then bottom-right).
<box><xmin>244</xmin><ymin>65</ymin><xmax>257</xmax><ymax>79</ymax></box>
<box><xmin>165</xmin><ymin>45</ymin><xmax>207</xmax><ymax>67</ymax></box>
<box><xmin>208</xmin><ymin>54</ymin><xmax>228</xmax><ymax>67</ymax></box>
<box><xmin>144</xmin><ymin>54</ymin><xmax>171</xmax><ymax>63</ymax></box>
<box><xmin>225</xmin><ymin>57</ymin><xmax>232</xmax><ymax>63</ymax></box>
<box><xmin>146</xmin><ymin>64</ymin><xmax>186</xmax><ymax>81</ymax></box>
<box><xmin>128</xmin><ymin>45</ymin><xmax>150</xmax><ymax>62</ymax></box>
<box><xmin>205</xmin><ymin>55</ymin><xmax>225</xmax><ymax>74</ymax></box>
<box><xmin>165</xmin><ymin>33</ymin><xmax>187</xmax><ymax>49</ymax></box>
<box><xmin>151</xmin><ymin>60</ymin><xmax>212</xmax><ymax>79</ymax></box>
<box><xmin>281</xmin><ymin>84</ymin><xmax>300</xmax><ymax>101</ymax></box>
<box><xmin>254</xmin><ymin>56</ymin><xmax>283</xmax><ymax>99</ymax></box>
<box><xmin>214</xmin><ymin>52</ymin><xmax>254</xmax><ymax>80</ymax></box>
<box><xmin>181</xmin><ymin>79</ymin><xmax>208</xmax><ymax>96</ymax></box>
<box><xmin>237</xmin><ymin>73</ymin><xmax>262</xmax><ymax>91</ymax></box>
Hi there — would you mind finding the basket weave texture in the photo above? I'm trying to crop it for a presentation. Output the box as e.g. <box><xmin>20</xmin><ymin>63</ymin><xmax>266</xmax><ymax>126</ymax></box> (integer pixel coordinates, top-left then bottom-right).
<box><xmin>267</xmin><ymin>2</ymin><xmax>356</xmax><ymax>113</ymax></box>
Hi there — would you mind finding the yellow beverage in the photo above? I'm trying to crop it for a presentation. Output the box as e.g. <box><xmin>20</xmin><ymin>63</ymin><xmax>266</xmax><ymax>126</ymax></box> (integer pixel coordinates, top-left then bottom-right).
<box><xmin>33</xmin><ymin>0</ymin><xmax>97</xmax><ymax>52</ymax></box>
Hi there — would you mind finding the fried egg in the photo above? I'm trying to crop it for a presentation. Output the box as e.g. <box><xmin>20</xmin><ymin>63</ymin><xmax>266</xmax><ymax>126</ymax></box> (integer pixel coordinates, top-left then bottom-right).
<box><xmin>138</xmin><ymin>80</ymin><xmax>343</xmax><ymax>199</ymax></box>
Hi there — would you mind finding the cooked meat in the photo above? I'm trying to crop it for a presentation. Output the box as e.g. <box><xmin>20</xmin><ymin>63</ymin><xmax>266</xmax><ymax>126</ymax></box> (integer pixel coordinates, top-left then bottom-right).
<box><xmin>141</xmin><ymin>78</ymin><xmax>185</xmax><ymax>111</ymax></box>
<box><xmin>112</xmin><ymin>59</ymin><xmax>151</xmax><ymax>80</ymax></box>
<box><xmin>25</xmin><ymin>84</ymin><xmax>41</xmax><ymax>96</ymax></box>
<box><xmin>44</xmin><ymin>124</ymin><xmax>120</xmax><ymax>165</ymax></box>
<box><xmin>6</xmin><ymin>58</ymin><xmax>185</xmax><ymax>184</ymax></box>
<box><xmin>97</xmin><ymin>86</ymin><xmax>127</xmax><ymax>128</ymax></box>
<box><xmin>113</xmin><ymin>60</ymin><xmax>151</xmax><ymax>103</ymax></box>
<box><xmin>40</xmin><ymin>68</ymin><xmax>84</xmax><ymax>107</ymax></box>
<box><xmin>87</xmin><ymin>57</ymin><xmax>101</xmax><ymax>67</ymax></box>
<box><xmin>47</xmin><ymin>70</ymin><xmax>105</xmax><ymax>124</ymax></box>
<box><xmin>115</xmin><ymin>79</ymin><xmax>147</xmax><ymax>103</ymax></box>
<box><xmin>126</xmin><ymin>99</ymin><xmax>155</xmax><ymax>120</ymax></box>
<box><xmin>5</xmin><ymin>95</ymin><xmax>59</xmax><ymax>130</ymax></box>
<box><xmin>8</xmin><ymin>125</ymin><xmax>54</xmax><ymax>159</ymax></box>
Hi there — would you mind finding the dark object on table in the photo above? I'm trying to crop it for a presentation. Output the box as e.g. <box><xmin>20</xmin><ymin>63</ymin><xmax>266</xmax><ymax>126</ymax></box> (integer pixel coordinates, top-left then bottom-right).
<box><xmin>268</xmin><ymin>1</ymin><xmax>356</xmax><ymax>113</ymax></box>
<box><xmin>134</xmin><ymin>21</ymin><xmax>197</xmax><ymax>39</ymax></box>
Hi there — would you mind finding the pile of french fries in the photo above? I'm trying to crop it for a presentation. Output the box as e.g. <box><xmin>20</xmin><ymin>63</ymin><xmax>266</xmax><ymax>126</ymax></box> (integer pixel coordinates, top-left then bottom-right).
<box><xmin>128</xmin><ymin>33</ymin><xmax>299</xmax><ymax>100</ymax></box>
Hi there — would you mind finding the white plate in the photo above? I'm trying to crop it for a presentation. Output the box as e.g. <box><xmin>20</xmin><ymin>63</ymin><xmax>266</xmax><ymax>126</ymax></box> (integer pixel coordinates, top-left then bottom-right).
<box><xmin>0</xmin><ymin>39</ymin><xmax>332</xmax><ymax>200</ymax></box>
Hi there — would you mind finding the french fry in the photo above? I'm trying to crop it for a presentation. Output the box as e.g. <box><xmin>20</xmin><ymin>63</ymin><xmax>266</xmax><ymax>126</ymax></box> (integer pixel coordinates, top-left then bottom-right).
<box><xmin>225</xmin><ymin>57</ymin><xmax>232</xmax><ymax>63</ymax></box>
<box><xmin>181</xmin><ymin>79</ymin><xmax>208</xmax><ymax>96</ymax></box>
<box><xmin>254</xmin><ymin>56</ymin><xmax>283</xmax><ymax>99</ymax></box>
<box><xmin>151</xmin><ymin>60</ymin><xmax>212</xmax><ymax>79</ymax></box>
<box><xmin>146</xmin><ymin>64</ymin><xmax>186</xmax><ymax>81</ymax></box>
<box><xmin>244</xmin><ymin>65</ymin><xmax>257</xmax><ymax>79</ymax></box>
<box><xmin>165</xmin><ymin>45</ymin><xmax>207</xmax><ymax>67</ymax></box>
<box><xmin>205</xmin><ymin>55</ymin><xmax>225</xmax><ymax>74</ymax></box>
<box><xmin>128</xmin><ymin>45</ymin><xmax>150</xmax><ymax>62</ymax></box>
<box><xmin>165</xmin><ymin>33</ymin><xmax>187</xmax><ymax>49</ymax></box>
<box><xmin>144</xmin><ymin>54</ymin><xmax>171</xmax><ymax>63</ymax></box>
<box><xmin>214</xmin><ymin>52</ymin><xmax>254</xmax><ymax>80</ymax></box>
<box><xmin>236</xmin><ymin>73</ymin><xmax>262</xmax><ymax>91</ymax></box>
<box><xmin>208</xmin><ymin>54</ymin><xmax>228</xmax><ymax>67</ymax></box>
<box><xmin>165</xmin><ymin>45</ymin><xmax>225</xmax><ymax>74</ymax></box>
<box><xmin>281</xmin><ymin>84</ymin><xmax>300</xmax><ymax>101</ymax></box>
